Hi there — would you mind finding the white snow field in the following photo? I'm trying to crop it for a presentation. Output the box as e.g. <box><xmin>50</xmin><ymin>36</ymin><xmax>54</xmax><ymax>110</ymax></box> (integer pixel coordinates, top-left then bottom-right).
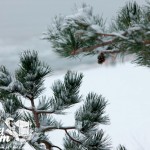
<box><xmin>43</xmin><ymin>63</ymin><xmax>150</xmax><ymax>150</ymax></box>
<box><xmin>0</xmin><ymin>0</ymin><xmax>149</xmax><ymax>149</ymax></box>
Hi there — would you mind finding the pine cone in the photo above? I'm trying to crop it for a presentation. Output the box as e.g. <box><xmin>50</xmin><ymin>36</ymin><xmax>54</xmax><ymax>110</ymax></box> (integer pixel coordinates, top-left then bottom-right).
<box><xmin>97</xmin><ymin>53</ymin><xmax>105</xmax><ymax>64</ymax></box>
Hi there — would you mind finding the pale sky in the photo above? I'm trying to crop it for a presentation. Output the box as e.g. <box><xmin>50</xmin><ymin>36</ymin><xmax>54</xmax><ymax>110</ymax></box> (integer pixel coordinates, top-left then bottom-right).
<box><xmin>0</xmin><ymin>1</ymin><xmax>149</xmax><ymax>150</ymax></box>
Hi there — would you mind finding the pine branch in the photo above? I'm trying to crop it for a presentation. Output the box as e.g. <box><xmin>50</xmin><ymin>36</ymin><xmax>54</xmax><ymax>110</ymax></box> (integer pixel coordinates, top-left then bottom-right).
<box><xmin>39</xmin><ymin>113</ymin><xmax>61</xmax><ymax>128</ymax></box>
<box><xmin>0</xmin><ymin>66</ymin><xmax>12</xmax><ymax>87</ymax></box>
<box><xmin>71</xmin><ymin>37</ymin><xmax>148</xmax><ymax>56</ymax></box>
<box><xmin>96</xmin><ymin>30</ymin><xmax>128</xmax><ymax>38</ymax></box>
<box><xmin>36</xmin><ymin>110</ymin><xmax>55</xmax><ymax>114</ymax></box>
<box><xmin>51</xmin><ymin>145</ymin><xmax>62</xmax><ymax>150</ymax></box>
<box><xmin>65</xmin><ymin>129</ymin><xmax>82</xmax><ymax>144</ymax></box>
<box><xmin>96</xmin><ymin>33</ymin><xmax>116</xmax><ymax>37</ymax></box>
<box><xmin>71</xmin><ymin>39</ymin><xmax>116</xmax><ymax>55</ymax></box>
<box><xmin>37</xmin><ymin>96</ymin><xmax>50</xmax><ymax>108</ymax></box>
<box><xmin>0</xmin><ymin>50</ymin><xmax>129</xmax><ymax>149</ymax></box>
<box><xmin>30</xmin><ymin>98</ymin><xmax>40</xmax><ymax>128</ymax></box>
<box><xmin>40</xmin><ymin>139</ymin><xmax>63</xmax><ymax>150</ymax></box>
<box><xmin>51</xmin><ymin>71</ymin><xmax>83</xmax><ymax>111</ymax></box>
<box><xmin>16</xmin><ymin>50</ymin><xmax>52</xmax><ymax>99</ymax></box>
<box><xmin>45</xmin><ymin>2</ymin><xmax>150</xmax><ymax>67</ymax></box>
<box><xmin>83</xmin><ymin>130</ymin><xmax>111</xmax><ymax>150</ymax></box>
<box><xmin>41</xmin><ymin>126</ymin><xmax>75</xmax><ymax>132</ymax></box>
<box><xmin>75</xmin><ymin>93</ymin><xmax>109</xmax><ymax>133</ymax></box>
<box><xmin>1</xmin><ymin>94</ymin><xmax>22</xmax><ymax>117</ymax></box>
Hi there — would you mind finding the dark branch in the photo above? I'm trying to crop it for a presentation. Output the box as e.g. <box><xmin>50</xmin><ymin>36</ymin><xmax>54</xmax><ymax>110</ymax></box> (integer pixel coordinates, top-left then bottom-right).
<box><xmin>51</xmin><ymin>145</ymin><xmax>62</xmax><ymax>150</ymax></box>
<box><xmin>71</xmin><ymin>39</ymin><xmax>115</xmax><ymax>55</ymax></box>
<box><xmin>96</xmin><ymin>33</ymin><xmax>116</xmax><ymax>37</ymax></box>
<box><xmin>41</xmin><ymin>126</ymin><xmax>75</xmax><ymax>132</ymax></box>
<box><xmin>40</xmin><ymin>140</ymin><xmax>52</xmax><ymax>150</ymax></box>
<box><xmin>36</xmin><ymin>110</ymin><xmax>55</xmax><ymax>114</ymax></box>
<box><xmin>41</xmin><ymin>139</ymin><xmax>62</xmax><ymax>150</ymax></box>
<box><xmin>30</xmin><ymin>98</ymin><xmax>40</xmax><ymax>128</ymax></box>
<box><xmin>65</xmin><ymin>129</ymin><xmax>82</xmax><ymax>144</ymax></box>
<box><xmin>99</xmin><ymin>49</ymin><xmax>120</xmax><ymax>54</ymax></box>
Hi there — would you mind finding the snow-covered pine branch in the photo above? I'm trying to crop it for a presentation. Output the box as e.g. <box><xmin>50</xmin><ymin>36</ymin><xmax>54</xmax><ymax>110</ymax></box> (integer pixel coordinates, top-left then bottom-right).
<box><xmin>45</xmin><ymin>2</ymin><xmax>150</xmax><ymax>67</ymax></box>
<box><xmin>0</xmin><ymin>50</ymin><xmax>126</xmax><ymax>149</ymax></box>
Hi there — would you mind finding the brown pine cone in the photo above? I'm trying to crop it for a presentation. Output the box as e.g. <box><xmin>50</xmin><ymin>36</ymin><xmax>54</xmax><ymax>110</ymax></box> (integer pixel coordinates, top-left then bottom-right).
<box><xmin>97</xmin><ymin>53</ymin><xmax>105</xmax><ymax>64</ymax></box>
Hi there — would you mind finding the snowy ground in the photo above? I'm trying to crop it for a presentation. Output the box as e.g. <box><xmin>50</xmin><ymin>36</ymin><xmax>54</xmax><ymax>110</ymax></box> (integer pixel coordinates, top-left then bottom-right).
<box><xmin>43</xmin><ymin>63</ymin><xmax>150</xmax><ymax>150</ymax></box>
<box><xmin>0</xmin><ymin>0</ymin><xmax>149</xmax><ymax>149</ymax></box>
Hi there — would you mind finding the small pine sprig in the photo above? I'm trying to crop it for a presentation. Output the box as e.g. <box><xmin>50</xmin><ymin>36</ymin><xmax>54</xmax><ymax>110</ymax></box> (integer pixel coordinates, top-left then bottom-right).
<box><xmin>111</xmin><ymin>1</ymin><xmax>142</xmax><ymax>31</ymax></box>
<box><xmin>0</xmin><ymin>66</ymin><xmax>12</xmax><ymax>87</ymax></box>
<box><xmin>51</xmin><ymin>71</ymin><xmax>83</xmax><ymax>111</ymax></box>
<box><xmin>75</xmin><ymin>93</ymin><xmax>109</xmax><ymax>133</ymax></box>
<box><xmin>83</xmin><ymin>130</ymin><xmax>111</xmax><ymax>150</ymax></box>
<box><xmin>15</xmin><ymin>50</ymin><xmax>52</xmax><ymax>99</ymax></box>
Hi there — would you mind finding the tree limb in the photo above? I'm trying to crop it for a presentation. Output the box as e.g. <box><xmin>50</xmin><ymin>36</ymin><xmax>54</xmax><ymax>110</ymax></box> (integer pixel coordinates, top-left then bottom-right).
<box><xmin>30</xmin><ymin>98</ymin><xmax>40</xmax><ymax>128</ymax></box>
<box><xmin>96</xmin><ymin>33</ymin><xmax>116</xmax><ymax>37</ymax></box>
<box><xmin>71</xmin><ymin>39</ymin><xmax>115</xmax><ymax>55</ymax></box>
<box><xmin>40</xmin><ymin>139</ymin><xmax>52</xmax><ymax>150</ymax></box>
<box><xmin>41</xmin><ymin>139</ymin><xmax>62</xmax><ymax>150</ymax></box>
<box><xmin>51</xmin><ymin>145</ymin><xmax>62</xmax><ymax>150</ymax></box>
<box><xmin>41</xmin><ymin>126</ymin><xmax>75</xmax><ymax>132</ymax></box>
<box><xmin>71</xmin><ymin>30</ymin><xmax>128</xmax><ymax>55</ymax></box>
<box><xmin>36</xmin><ymin>110</ymin><xmax>55</xmax><ymax>114</ymax></box>
<box><xmin>99</xmin><ymin>49</ymin><xmax>121</xmax><ymax>54</ymax></box>
<box><xmin>71</xmin><ymin>27</ymin><xmax>149</xmax><ymax>56</ymax></box>
<box><xmin>65</xmin><ymin>129</ymin><xmax>82</xmax><ymax>144</ymax></box>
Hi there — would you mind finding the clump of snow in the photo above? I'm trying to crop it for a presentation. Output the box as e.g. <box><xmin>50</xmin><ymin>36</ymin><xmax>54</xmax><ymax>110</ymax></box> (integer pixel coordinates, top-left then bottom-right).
<box><xmin>111</xmin><ymin>32</ymin><xmax>128</xmax><ymax>39</ymax></box>
<box><xmin>89</xmin><ymin>24</ymin><xmax>103</xmax><ymax>33</ymax></box>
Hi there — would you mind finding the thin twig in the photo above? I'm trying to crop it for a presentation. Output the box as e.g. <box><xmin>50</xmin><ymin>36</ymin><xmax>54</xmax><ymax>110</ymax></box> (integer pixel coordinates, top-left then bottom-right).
<box><xmin>36</xmin><ymin>110</ymin><xmax>55</xmax><ymax>114</ymax></box>
<box><xmin>40</xmin><ymin>140</ymin><xmax>52</xmax><ymax>150</ymax></box>
<box><xmin>52</xmin><ymin>145</ymin><xmax>62</xmax><ymax>150</ymax></box>
<box><xmin>99</xmin><ymin>49</ymin><xmax>120</xmax><ymax>54</ymax></box>
<box><xmin>65</xmin><ymin>129</ymin><xmax>82</xmax><ymax>144</ymax></box>
<box><xmin>96</xmin><ymin>33</ymin><xmax>116</xmax><ymax>37</ymax></box>
<box><xmin>30</xmin><ymin>98</ymin><xmax>40</xmax><ymax>128</ymax></box>
<box><xmin>41</xmin><ymin>126</ymin><xmax>75</xmax><ymax>132</ymax></box>
<box><xmin>71</xmin><ymin>39</ymin><xmax>115</xmax><ymax>55</ymax></box>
